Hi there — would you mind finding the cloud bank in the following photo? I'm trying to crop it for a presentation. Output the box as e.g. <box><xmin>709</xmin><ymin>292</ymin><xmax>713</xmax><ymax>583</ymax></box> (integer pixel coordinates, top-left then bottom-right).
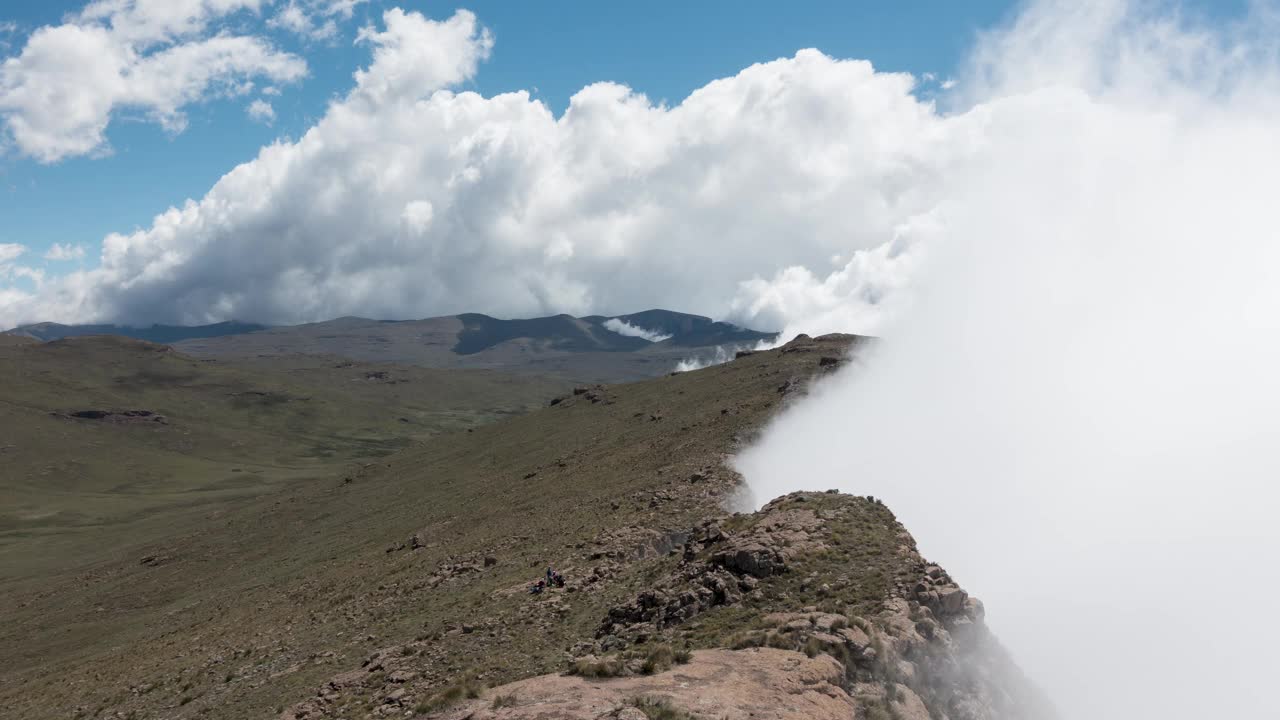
<box><xmin>0</xmin><ymin>0</ymin><xmax>306</xmax><ymax>162</ymax></box>
<box><xmin>0</xmin><ymin>4</ymin><xmax>945</xmax><ymax>329</ymax></box>
<box><xmin>736</xmin><ymin>1</ymin><xmax>1280</xmax><ymax>718</ymax></box>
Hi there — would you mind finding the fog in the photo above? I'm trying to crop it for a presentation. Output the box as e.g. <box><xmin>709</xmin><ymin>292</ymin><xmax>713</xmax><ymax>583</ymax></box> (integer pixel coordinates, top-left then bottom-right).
<box><xmin>736</xmin><ymin>1</ymin><xmax>1280</xmax><ymax>718</ymax></box>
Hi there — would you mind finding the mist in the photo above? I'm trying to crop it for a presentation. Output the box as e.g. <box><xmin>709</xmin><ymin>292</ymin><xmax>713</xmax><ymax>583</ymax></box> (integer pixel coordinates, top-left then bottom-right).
<box><xmin>736</xmin><ymin>1</ymin><xmax>1280</xmax><ymax>718</ymax></box>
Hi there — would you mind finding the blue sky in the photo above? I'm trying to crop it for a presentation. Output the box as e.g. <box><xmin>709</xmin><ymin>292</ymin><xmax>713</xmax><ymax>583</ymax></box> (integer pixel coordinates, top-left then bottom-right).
<box><xmin>0</xmin><ymin>1</ymin><xmax>1022</xmax><ymax>286</ymax></box>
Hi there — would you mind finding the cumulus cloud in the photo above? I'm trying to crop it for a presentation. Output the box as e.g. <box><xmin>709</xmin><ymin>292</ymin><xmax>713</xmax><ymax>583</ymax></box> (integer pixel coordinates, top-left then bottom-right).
<box><xmin>43</xmin><ymin>243</ymin><xmax>87</xmax><ymax>261</ymax></box>
<box><xmin>0</xmin><ymin>6</ymin><xmax>941</xmax><ymax>328</ymax></box>
<box><xmin>603</xmin><ymin>318</ymin><xmax>671</xmax><ymax>342</ymax></box>
<box><xmin>246</xmin><ymin>98</ymin><xmax>275</xmax><ymax>124</ymax></box>
<box><xmin>0</xmin><ymin>0</ymin><xmax>306</xmax><ymax>162</ymax></box>
<box><xmin>736</xmin><ymin>2</ymin><xmax>1280</xmax><ymax>719</ymax></box>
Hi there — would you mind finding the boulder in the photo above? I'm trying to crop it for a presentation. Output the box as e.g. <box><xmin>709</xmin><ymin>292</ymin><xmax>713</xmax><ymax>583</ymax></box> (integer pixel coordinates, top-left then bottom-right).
<box><xmin>712</xmin><ymin>543</ymin><xmax>783</xmax><ymax>578</ymax></box>
<box><xmin>937</xmin><ymin>587</ymin><xmax>969</xmax><ymax>614</ymax></box>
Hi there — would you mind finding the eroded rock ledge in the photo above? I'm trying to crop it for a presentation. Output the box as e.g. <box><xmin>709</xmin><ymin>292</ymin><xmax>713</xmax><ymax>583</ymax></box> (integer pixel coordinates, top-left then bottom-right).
<box><xmin>283</xmin><ymin>493</ymin><xmax>1054</xmax><ymax>720</ymax></box>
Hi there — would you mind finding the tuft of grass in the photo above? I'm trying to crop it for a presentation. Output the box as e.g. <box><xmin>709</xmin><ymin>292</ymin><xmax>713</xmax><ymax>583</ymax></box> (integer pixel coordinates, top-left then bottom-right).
<box><xmin>802</xmin><ymin>636</ymin><xmax>825</xmax><ymax>658</ymax></box>
<box><xmin>572</xmin><ymin>656</ymin><xmax>627</xmax><ymax>678</ymax></box>
<box><xmin>642</xmin><ymin>645</ymin><xmax>675</xmax><ymax>675</ymax></box>
<box><xmin>491</xmin><ymin>693</ymin><xmax>518</xmax><ymax>709</ymax></box>
<box><xmin>417</xmin><ymin>677</ymin><xmax>484</xmax><ymax>713</ymax></box>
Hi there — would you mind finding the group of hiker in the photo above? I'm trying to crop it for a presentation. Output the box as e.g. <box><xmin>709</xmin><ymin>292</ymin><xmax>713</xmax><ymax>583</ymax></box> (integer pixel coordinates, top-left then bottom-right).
<box><xmin>529</xmin><ymin>567</ymin><xmax>566</xmax><ymax>594</ymax></box>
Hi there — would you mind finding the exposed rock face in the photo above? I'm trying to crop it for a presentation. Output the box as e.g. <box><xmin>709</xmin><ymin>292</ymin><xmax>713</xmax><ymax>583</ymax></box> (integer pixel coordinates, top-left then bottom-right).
<box><xmin>281</xmin><ymin>494</ymin><xmax>1053</xmax><ymax>720</ymax></box>
<box><xmin>435</xmin><ymin>648</ymin><xmax>856</xmax><ymax>720</ymax></box>
<box><xmin>580</xmin><ymin>494</ymin><xmax>1054</xmax><ymax>720</ymax></box>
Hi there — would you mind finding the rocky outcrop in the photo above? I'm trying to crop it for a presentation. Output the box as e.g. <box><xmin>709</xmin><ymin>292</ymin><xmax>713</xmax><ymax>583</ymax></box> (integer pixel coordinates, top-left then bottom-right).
<box><xmin>577</xmin><ymin>493</ymin><xmax>1054</xmax><ymax>720</ymax></box>
<box><xmin>282</xmin><ymin>493</ymin><xmax>1054</xmax><ymax>720</ymax></box>
<box><xmin>435</xmin><ymin>648</ymin><xmax>856</xmax><ymax>720</ymax></box>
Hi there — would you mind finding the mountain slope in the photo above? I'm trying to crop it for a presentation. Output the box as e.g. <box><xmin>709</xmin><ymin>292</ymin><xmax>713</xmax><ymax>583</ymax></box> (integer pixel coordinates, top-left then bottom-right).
<box><xmin>0</xmin><ymin>333</ymin><xmax>1051</xmax><ymax>720</ymax></box>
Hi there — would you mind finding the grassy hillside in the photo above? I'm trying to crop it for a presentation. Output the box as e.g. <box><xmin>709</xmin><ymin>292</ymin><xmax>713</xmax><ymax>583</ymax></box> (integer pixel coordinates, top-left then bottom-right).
<box><xmin>0</xmin><ymin>334</ymin><xmax>859</xmax><ymax>719</ymax></box>
<box><xmin>0</xmin><ymin>336</ymin><xmax>561</xmax><ymax>581</ymax></box>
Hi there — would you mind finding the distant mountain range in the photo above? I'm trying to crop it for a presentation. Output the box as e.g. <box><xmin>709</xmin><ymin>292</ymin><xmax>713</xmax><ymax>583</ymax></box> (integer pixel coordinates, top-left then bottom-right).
<box><xmin>3</xmin><ymin>311</ymin><xmax>778</xmax><ymax>383</ymax></box>
<box><xmin>5</xmin><ymin>320</ymin><xmax>269</xmax><ymax>344</ymax></box>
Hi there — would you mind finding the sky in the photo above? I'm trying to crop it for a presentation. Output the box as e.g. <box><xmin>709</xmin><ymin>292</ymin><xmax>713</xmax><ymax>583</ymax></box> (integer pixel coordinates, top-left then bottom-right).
<box><xmin>0</xmin><ymin>0</ymin><xmax>1261</xmax><ymax>333</ymax></box>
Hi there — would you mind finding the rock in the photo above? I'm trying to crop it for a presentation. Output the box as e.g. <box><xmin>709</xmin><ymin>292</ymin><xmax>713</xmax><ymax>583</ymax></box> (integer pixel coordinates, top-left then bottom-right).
<box><xmin>937</xmin><ymin>587</ymin><xmax>968</xmax><ymax>614</ymax></box>
<box><xmin>484</xmin><ymin>556</ymin><xmax>498</xmax><ymax>567</ymax></box>
<box><xmin>712</xmin><ymin>543</ymin><xmax>783</xmax><ymax>578</ymax></box>
<box><xmin>818</xmin><ymin>356</ymin><xmax>842</xmax><ymax>367</ymax></box>
<box><xmin>837</xmin><ymin>626</ymin><xmax>871</xmax><ymax>654</ymax></box>
<box><xmin>784</xmin><ymin>618</ymin><xmax>812</xmax><ymax>632</ymax></box>
<box><xmin>387</xmin><ymin>670</ymin><xmax>418</xmax><ymax>683</ymax></box>
<box><xmin>440</xmin><ymin>649</ymin><xmax>854</xmax><ymax>720</ymax></box>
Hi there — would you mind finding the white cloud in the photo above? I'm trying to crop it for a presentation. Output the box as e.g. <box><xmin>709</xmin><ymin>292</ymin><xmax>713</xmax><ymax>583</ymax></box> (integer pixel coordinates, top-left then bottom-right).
<box><xmin>736</xmin><ymin>2</ymin><xmax>1280</xmax><ymax>720</ymax></box>
<box><xmin>268</xmin><ymin>1</ymin><xmax>336</xmax><ymax>41</ymax></box>
<box><xmin>43</xmin><ymin>243</ymin><xmax>87</xmax><ymax>261</ymax></box>
<box><xmin>0</xmin><ymin>21</ymin><xmax>17</xmax><ymax>51</ymax></box>
<box><xmin>603</xmin><ymin>318</ymin><xmax>671</xmax><ymax>342</ymax></box>
<box><xmin>247</xmin><ymin>98</ymin><xmax>275</xmax><ymax>124</ymax></box>
<box><xmin>0</xmin><ymin>243</ymin><xmax>41</xmax><ymax>287</ymax></box>
<box><xmin>0</xmin><ymin>0</ymin><xmax>305</xmax><ymax>162</ymax></box>
<box><xmin>0</xmin><ymin>243</ymin><xmax>25</xmax><ymax>266</ymax></box>
<box><xmin>268</xmin><ymin>0</ymin><xmax>368</xmax><ymax>41</ymax></box>
<box><xmin>319</xmin><ymin>0</ymin><xmax>368</xmax><ymax>19</ymax></box>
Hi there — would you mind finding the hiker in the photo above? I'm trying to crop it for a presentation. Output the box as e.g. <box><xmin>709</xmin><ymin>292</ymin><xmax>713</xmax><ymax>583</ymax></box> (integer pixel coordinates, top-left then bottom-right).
<box><xmin>529</xmin><ymin>580</ymin><xmax>545</xmax><ymax>595</ymax></box>
<box><xmin>552</xmin><ymin>572</ymin><xmax>565</xmax><ymax>588</ymax></box>
<box><xmin>546</xmin><ymin>567</ymin><xmax>555</xmax><ymax>584</ymax></box>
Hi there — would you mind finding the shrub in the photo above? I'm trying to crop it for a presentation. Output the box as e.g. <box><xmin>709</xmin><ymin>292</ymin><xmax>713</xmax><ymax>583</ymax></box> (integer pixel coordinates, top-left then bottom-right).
<box><xmin>642</xmin><ymin>645</ymin><xmax>675</xmax><ymax>675</ymax></box>
<box><xmin>491</xmin><ymin>693</ymin><xmax>518</xmax><ymax>709</ymax></box>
